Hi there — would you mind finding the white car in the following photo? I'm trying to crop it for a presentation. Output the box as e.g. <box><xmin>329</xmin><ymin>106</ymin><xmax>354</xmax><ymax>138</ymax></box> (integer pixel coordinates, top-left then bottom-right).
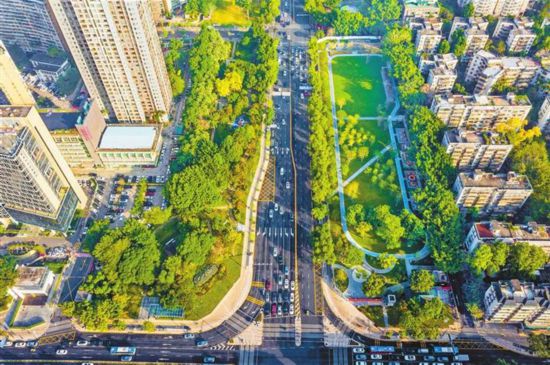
<box><xmin>269</xmin><ymin>209</ymin><xmax>274</xmax><ymax>218</ymax></box>
<box><xmin>290</xmin><ymin>281</ymin><xmax>295</xmax><ymax>290</ymax></box>
<box><xmin>289</xmin><ymin>305</ymin><xmax>294</xmax><ymax>316</ymax></box>
<box><xmin>352</xmin><ymin>347</ymin><xmax>365</xmax><ymax>353</ymax></box>
<box><xmin>284</xmin><ymin>278</ymin><xmax>289</xmax><ymax>289</ymax></box>
<box><xmin>290</xmin><ymin>292</ymin><xmax>295</xmax><ymax>302</ymax></box>
<box><xmin>371</xmin><ymin>354</ymin><xmax>382</xmax><ymax>360</ymax></box>
<box><xmin>281</xmin><ymin>119</ymin><xmax>286</xmax><ymax>125</ymax></box>
<box><xmin>56</xmin><ymin>349</ymin><xmax>68</xmax><ymax>355</ymax></box>
<box><xmin>286</xmin><ymin>182</ymin><xmax>290</xmax><ymax>189</ymax></box>
<box><xmin>404</xmin><ymin>355</ymin><xmax>416</xmax><ymax>361</ymax></box>
<box><xmin>274</xmin><ymin>203</ymin><xmax>279</xmax><ymax>211</ymax></box>
<box><xmin>280</xmin><ymin>168</ymin><xmax>284</xmax><ymax>176</ymax></box>
<box><xmin>76</xmin><ymin>340</ymin><xmax>89</xmax><ymax>347</ymax></box>
<box><xmin>14</xmin><ymin>342</ymin><xmax>26</xmax><ymax>348</ymax></box>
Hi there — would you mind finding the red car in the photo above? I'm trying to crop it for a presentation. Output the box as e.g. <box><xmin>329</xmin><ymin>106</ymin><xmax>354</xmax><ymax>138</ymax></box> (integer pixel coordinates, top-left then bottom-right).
<box><xmin>265</xmin><ymin>279</ymin><xmax>272</xmax><ymax>291</ymax></box>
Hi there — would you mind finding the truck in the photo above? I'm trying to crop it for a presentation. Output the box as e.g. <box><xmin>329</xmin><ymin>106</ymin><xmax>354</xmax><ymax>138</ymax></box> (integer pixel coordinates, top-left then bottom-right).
<box><xmin>453</xmin><ymin>354</ymin><xmax>470</xmax><ymax>361</ymax></box>
<box><xmin>110</xmin><ymin>346</ymin><xmax>136</xmax><ymax>355</ymax></box>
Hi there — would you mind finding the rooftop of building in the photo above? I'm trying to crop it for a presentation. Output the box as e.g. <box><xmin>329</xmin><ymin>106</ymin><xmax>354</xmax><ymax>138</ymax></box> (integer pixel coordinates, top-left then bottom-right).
<box><xmin>98</xmin><ymin>125</ymin><xmax>159</xmax><ymax>150</ymax></box>
<box><xmin>13</xmin><ymin>266</ymin><xmax>51</xmax><ymax>289</ymax></box>
<box><xmin>444</xmin><ymin>129</ymin><xmax>509</xmax><ymax>145</ymax></box>
<box><xmin>431</xmin><ymin>66</ymin><xmax>457</xmax><ymax>76</ymax></box>
<box><xmin>29</xmin><ymin>52</ymin><xmax>67</xmax><ymax>67</ymax></box>
<box><xmin>492</xmin><ymin>280</ymin><xmax>549</xmax><ymax>306</ymax></box>
<box><xmin>475</xmin><ymin>220</ymin><xmax>550</xmax><ymax>241</ymax></box>
<box><xmin>458</xmin><ymin>171</ymin><xmax>532</xmax><ymax>190</ymax></box>
<box><xmin>435</xmin><ymin>93</ymin><xmax>531</xmax><ymax>107</ymax></box>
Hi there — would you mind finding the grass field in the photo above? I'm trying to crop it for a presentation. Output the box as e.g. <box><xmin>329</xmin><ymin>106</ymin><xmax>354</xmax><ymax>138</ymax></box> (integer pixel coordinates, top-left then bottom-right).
<box><xmin>331</xmin><ymin>55</ymin><xmax>386</xmax><ymax>117</ymax></box>
<box><xmin>210</xmin><ymin>0</ymin><xmax>251</xmax><ymax>27</ymax></box>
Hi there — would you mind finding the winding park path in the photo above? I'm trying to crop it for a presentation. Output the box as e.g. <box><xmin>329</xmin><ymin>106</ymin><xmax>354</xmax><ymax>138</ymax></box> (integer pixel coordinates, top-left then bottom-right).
<box><xmin>326</xmin><ymin>52</ymin><xmax>430</xmax><ymax>262</ymax></box>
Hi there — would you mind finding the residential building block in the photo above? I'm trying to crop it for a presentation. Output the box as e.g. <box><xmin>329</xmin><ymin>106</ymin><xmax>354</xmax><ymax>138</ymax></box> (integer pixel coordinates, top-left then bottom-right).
<box><xmin>431</xmin><ymin>93</ymin><xmax>531</xmax><ymax>130</ymax></box>
<box><xmin>453</xmin><ymin>171</ymin><xmax>532</xmax><ymax>216</ymax></box>
<box><xmin>442</xmin><ymin>129</ymin><xmax>512</xmax><ymax>172</ymax></box>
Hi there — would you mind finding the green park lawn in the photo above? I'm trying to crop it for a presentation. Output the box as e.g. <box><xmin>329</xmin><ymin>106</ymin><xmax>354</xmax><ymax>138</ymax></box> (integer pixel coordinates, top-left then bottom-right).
<box><xmin>331</xmin><ymin>55</ymin><xmax>386</xmax><ymax>117</ymax></box>
<box><xmin>345</xmin><ymin>119</ymin><xmax>391</xmax><ymax>179</ymax></box>
<box><xmin>210</xmin><ymin>1</ymin><xmax>251</xmax><ymax>27</ymax></box>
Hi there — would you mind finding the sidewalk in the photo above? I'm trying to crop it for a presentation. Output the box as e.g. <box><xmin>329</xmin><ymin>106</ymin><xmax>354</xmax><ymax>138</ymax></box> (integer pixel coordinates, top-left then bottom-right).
<box><xmin>74</xmin><ymin>125</ymin><xmax>271</xmax><ymax>335</ymax></box>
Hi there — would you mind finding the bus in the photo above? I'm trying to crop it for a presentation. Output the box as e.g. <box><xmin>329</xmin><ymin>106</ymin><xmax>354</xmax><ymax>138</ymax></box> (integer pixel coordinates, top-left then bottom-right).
<box><xmin>433</xmin><ymin>346</ymin><xmax>458</xmax><ymax>354</ymax></box>
<box><xmin>110</xmin><ymin>347</ymin><xmax>137</xmax><ymax>355</ymax></box>
<box><xmin>369</xmin><ymin>346</ymin><xmax>395</xmax><ymax>353</ymax></box>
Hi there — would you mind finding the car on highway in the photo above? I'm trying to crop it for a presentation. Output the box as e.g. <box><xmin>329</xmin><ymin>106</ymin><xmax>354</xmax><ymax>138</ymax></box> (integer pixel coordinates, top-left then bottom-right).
<box><xmin>290</xmin><ymin>292</ymin><xmax>295</xmax><ymax>302</ymax></box>
<box><xmin>196</xmin><ymin>339</ymin><xmax>209</xmax><ymax>347</ymax></box>
<box><xmin>352</xmin><ymin>347</ymin><xmax>365</xmax><ymax>353</ymax></box>
<box><xmin>56</xmin><ymin>349</ymin><xmax>68</xmax><ymax>355</ymax></box>
<box><xmin>278</xmin><ymin>290</ymin><xmax>283</xmax><ymax>303</ymax></box>
<box><xmin>284</xmin><ymin>278</ymin><xmax>289</xmax><ymax>289</ymax></box>
<box><xmin>423</xmin><ymin>356</ymin><xmax>435</xmax><ymax>361</ymax></box>
<box><xmin>355</xmin><ymin>362</ymin><xmax>367</xmax><ymax>365</ymax></box>
<box><xmin>76</xmin><ymin>340</ymin><xmax>89</xmax><ymax>346</ymax></box>
<box><xmin>274</xmin><ymin>203</ymin><xmax>278</xmax><ymax>211</ymax></box>
<box><xmin>282</xmin><ymin>290</ymin><xmax>289</xmax><ymax>301</ymax></box>
<box><xmin>289</xmin><ymin>304</ymin><xmax>294</xmax><ymax>316</ymax></box>
<box><xmin>271</xmin><ymin>303</ymin><xmax>277</xmax><ymax>315</ymax></box>
<box><xmin>271</xmin><ymin>292</ymin><xmax>277</xmax><ymax>303</ymax></box>
<box><xmin>183</xmin><ymin>333</ymin><xmax>195</xmax><ymax>339</ymax></box>
<box><xmin>284</xmin><ymin>265</ymin><xmax>289</xmax><ymax>275</ymax></box>
<box><xmin>290</xmin><ymin>280</ymin><xmax>295</xmax><ymax>290</ymax></box>
<box><xmin>278</xmin><ymin>274</ymin><xmax>284</xmax><ymax>286</ymax></box>
<box><xmin>282</xmin><ymin>302</ymin><xmax>289</xmax><ymax>314</ymax></box>
<box><xmin>264</xmin><ymin>303</ymin><xmax>270</xmax><ymax>314</ymax></box>
<box><xmin>26</xmin><ymin>341</ymin><xmax>38</xmax><ymax>347</ymax></box>
<box><xmin>273</xmin><ymin>247</ymin><xmax>278</xmax><ymax>257</ymax></box>
<box><xmin>371</xmin><ymin>354</ymin><xmax>382</xmax><ymax>360</ymax></box>
<box><xmin>269</xmin><ymin>209</ymin><xmax>273</xmax><ymax>218</ymax></box>
<box><xmin>286</xmin><ymin>181</ymin><xmax>290</xmax><ymax>189</ymax></box>
<box><xmin>404</xmin><ymin>355</ymin><xmax>416</xmax><ymax>361</ymax></box>
<box><xmin>121</xmin><ymin>356</ymin><xmax>133</xmax><ymax>362</ymax></box>
<box><xmin>355</xmin><ymin>354</ymin><xmax>367</xmax><ymax>360</ymax></box>
<box><xmin>203</xmin><ymin>355</ymin><xmax>216</xmax><ymax>363</ymax></box>
<box><xmin>280</xmin><ymin>168</ymin><xmax>284</xmax><ymax>175</ymax></box>
<box><xmin>265</xmin><ymin>279</ymin><xmax>272</xmax><ymax>290</ymax></box>
<box><xmin>14</xmin><ymin>342</ymin><xmax>26</xmax><ymax>348</ymax></box>
<box><xmin>277</xmin><ymin>304</ymin><xmax>282</xmax><ymax>316</ymax></box>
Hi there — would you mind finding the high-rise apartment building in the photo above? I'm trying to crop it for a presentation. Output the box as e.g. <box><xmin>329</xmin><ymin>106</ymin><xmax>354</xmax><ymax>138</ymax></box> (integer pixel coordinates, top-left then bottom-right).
<box><xmin>0</xmin><ymin>41</ymin><xmax>87</xmax><ymax>231</ymax></box>
<box><xmin>419</xmin><ymin>53</ymin><xmax>458</xmax><ymax>74</ymax></box>
<box><xmin>484</xmin><ymin>280</ymin><xmax>550</xmax><ymax>329</ymax></box>
<box><xmin>0</xmin><ymin>42</ymin><xmax>36</xmax><ymax>106</ymax></box>
<box><xmin>431</xmin><ymin>93</ymin><xmax>531</xmax><ymax>130</ymax></box>
<box><xmin>465</xmin><ymin>51</ymin><xmax>539</xmax><ymax>94</ymax></box>
<box><xmin>427</xmin><ymin>64</ymin><xmax>457</xmax><ymax>94</ymax></box>
<box><xmin>459</xmin><ymin>0</ymin><xmax>530</xmax><ymax>17</ymax></box>
<box><xmin>453</xmin><ymin>171</ymin><xmax>532</xmax><ymax>216</ymax></box>
<box><xmin>442</xmin><ymin>129</ymin><xmax>512</xmax><ymax>172</ymax></box>
<box><xmin>0</xmin><ymin>106</ymin><xmax>88</xmax><ymax>231</ymax></box>
<box><xmin>0</xmin><ymin>0</ymin><xmax>64</xmax><ymax>53</ymax></box>
<box><xmin>48</xmin><ymin>0</ymin><xmax>172</xmax><ymax>123</ymax></box>
<box><xmin>449</xmin><ymin>17</ymin><xmax>489</xmax><ymax>58</ymax></box>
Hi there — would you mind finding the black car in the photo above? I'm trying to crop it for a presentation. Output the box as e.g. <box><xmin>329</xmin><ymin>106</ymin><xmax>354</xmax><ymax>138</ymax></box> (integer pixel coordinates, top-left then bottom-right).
<box><xmin>282</xmin><ymin>290</ymin><xmax>289</xmax><ymax>301</ymax></box>
<box><xmin>278</xmin><ymin>291</ymin><xmax>283</xmax><ymax>303</ymax></box>
<box><xmin>271</xmin><ymin>292</ymin><xmax>277</xmax><ymax>303</ymax></box>
<box><xmin>282</xmin><ymin>302</ymin><xmax>289</xmax><ymax>314</ymax></box>
<box><xmin>263</xmin><ymin>303</ymin><xmax>270</xmax><ymax>314</ymax></box>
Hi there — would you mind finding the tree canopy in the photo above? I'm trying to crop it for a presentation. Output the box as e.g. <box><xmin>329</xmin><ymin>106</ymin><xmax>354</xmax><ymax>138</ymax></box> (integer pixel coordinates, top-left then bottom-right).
<box><xmin>410</xmin><ymin>269</ymin><xmax>435</xmax><ymax>293</ymax></box>
<box><xmin>399</xmin><ymin>297</ymin><xmax>453</xmax><ymax>339</ymax></box>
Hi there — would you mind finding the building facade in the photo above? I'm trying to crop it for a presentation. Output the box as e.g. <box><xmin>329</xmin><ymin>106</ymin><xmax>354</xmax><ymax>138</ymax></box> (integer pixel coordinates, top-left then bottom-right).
<box><xmin>42</xmin><ymin>99</ymin><xmax>105</xmax><ymax>168</ymax></box>
<box><xmin>449</xmin><ymin>17</ymin><xmax>489</xmax><ymax>57</ymax></box>
<box><xmin>431</xmin><ymin>93</ymin><xmax>532</xmax><ymax>130</ymax></box>
<box><xmin>459</xmin><ymin>0</ymin><xmax>530</xmax><ymax>17</ymax></box>
<box><xmin>403</xmin><ymin>0</ymin><xmax>440</xmax><ymax>19</ymax></box>
<box><xmin>0</xmin><ymin>0</ymin><xmax>64</xmax><ymax>53</ymax></box>
<box><xmin>465</xmin><ymin>51</ymin><xmax>539</xmax><ymax>94</ymax></box>
<box><xmin>0</xmin><ymin>42</ymin><xmax>35</xmax><ymax>106</ymax></box>
<box><xmin>538</xmin><ymin>95</ymin><xmax>550</xmax><ymax>133</ymax></box>
<box><xmin>443</xmin><ymin>129</ymin><xmax>512</xmax><ymax>172</ymax></box>
<box><xmin>427</xmin><ymin>65</ymin><xmax>457</xmax><ymax>93</ymax></box>
<box><xmin>453</xmin><ymin>171</ymin><xmax>532</xmax><ymax>216</ymax></box>
<box><xmin>0</xmin><ymin>106</ymin><xmax>88</xmax><ymax>231</ymax></box>
<box><xmin>484</xmin><ymin>280</ymin><xmax>550</xmax><ymax>329</ymax></box>
<box><xmin>48</xmin><ymin>0</ymin><xmax>172</xmax><ymax>123</ymax></box>
<box><xmin>414</xmin><ymin>19</ymin><xmax>442</xmax><ymax>55</ymax></box>
<box><xmin>465</xmin><ymin>220</ymin><xmax>550</xmax><ymax>254</ymax></box>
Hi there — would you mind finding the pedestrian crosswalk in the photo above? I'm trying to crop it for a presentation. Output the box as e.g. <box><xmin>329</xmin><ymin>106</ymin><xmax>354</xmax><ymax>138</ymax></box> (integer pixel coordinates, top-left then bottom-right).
<box><xmin>262</xmin><ymin>320</ymin><xmax>295</xmax><ymax>340</ymax></box>
<box><xmin>224</xmin><ymin>309</ymin><xmax>256</xmax><ymax>337</ymax></box>
<box><xmin>238</xmin><ymin>345</ymin><xmax>257</xmax><ymax>365</ymax></box>
<box><xmin>256</xmin><ymin>227</ymin><xmax>294</xmax><ymax>237</ymax></box>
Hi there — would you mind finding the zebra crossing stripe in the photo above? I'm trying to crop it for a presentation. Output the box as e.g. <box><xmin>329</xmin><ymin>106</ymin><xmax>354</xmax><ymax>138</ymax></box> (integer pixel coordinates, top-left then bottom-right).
<box><xmin>246</xmin><ymin>295</ymin><xmax>264</xmax><ymax>306</ymax></box>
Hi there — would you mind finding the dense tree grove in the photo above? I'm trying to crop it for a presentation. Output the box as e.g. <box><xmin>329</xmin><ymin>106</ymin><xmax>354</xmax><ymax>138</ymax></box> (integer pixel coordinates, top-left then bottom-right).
<box><xmin>0</xmin><ymin>256</ymin><xmax>17</xmax><ymax>310</ymax></box>
<box><xmin>410</xmin><ymin>269</ymin><xmax>435</xmax><ymax>293</ymax></box>
<box><xmin>407</xmin><ymin>107</ymin><xmax>464</xmax><ymax>273</ymax></box>
<box><xmin>165</xmin><ymin>38</ymin><xmax>185</xmax><ymax>98</ymax></box>
<box><xmin>398</xmin><ymin>297</ymin><xmax>453</xmax><ymax>339</ymax></box>
<box><xmin>382</xmin><ymin>25</ymin><xmax>425</xmax><ymax>107</ymax></box>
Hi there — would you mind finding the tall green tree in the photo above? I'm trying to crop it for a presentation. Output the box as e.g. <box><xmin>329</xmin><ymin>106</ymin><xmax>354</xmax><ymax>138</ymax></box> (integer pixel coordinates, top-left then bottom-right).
<box><xmin>371</xmin><ymin>205</ymin><xmax>404</xmax><ymax>250</ymax></box>
<box><xmin>508</xmin><ymin>242</ymin><xmax>548</xmax><ymax>278</ymax></box>
<box><xmin>451</xmin><ymin>29</ymin><xmax>467</xmax><ymax>57</ymax></box>
<box><xmin>363</xmin><ymin>273</ymin><xmax>386</xmax><ymax>297</ymax></box>
<box><xmin>399</xmin><ymin>298</ymin><xmax>453</xmax><ymax>339</ymax></box>
<box><xmin>0</xmin><ymin>256</ymin><xmax>17</xmax><ymax>310</ymax></box>
<box><xmin>410</xmin><ymin>270</ymin><xmax>434</xmax><ymax>293</ymax></box>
